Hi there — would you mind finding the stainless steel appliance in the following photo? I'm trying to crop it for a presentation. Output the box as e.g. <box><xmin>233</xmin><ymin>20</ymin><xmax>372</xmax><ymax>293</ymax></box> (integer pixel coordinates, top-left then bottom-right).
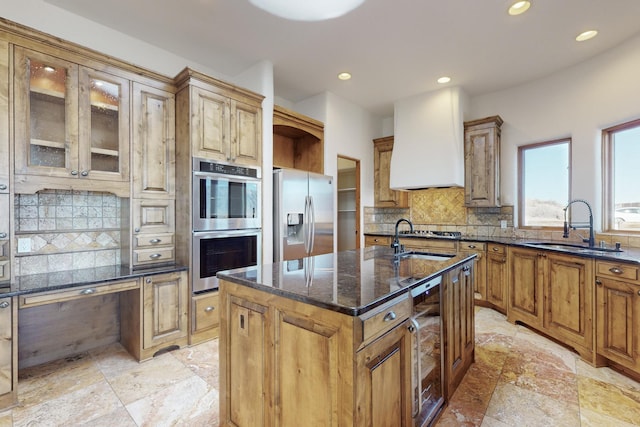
<box><xmin>192</xmin><ymin>229</ymin><xmax>261</xmax><ymax>293</ymax></box>
<box><xmin>192</xmin><ymin>157</ymin><xmax>261</xmax><ymax>231</ymax></box>
<box><xmin>273</xmin><ymin>168</ymin><xmax>334</xmax><ymax>262</ymax></box>
<box><xmin>409</xmin><ymin>276</ymin><xmax>444</xmax><ymax>427</ymax></box>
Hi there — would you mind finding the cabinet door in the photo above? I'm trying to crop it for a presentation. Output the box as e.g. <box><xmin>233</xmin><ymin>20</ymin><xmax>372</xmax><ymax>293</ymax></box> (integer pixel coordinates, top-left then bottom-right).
<box><xmin>142</xmin><ymin>271</ymin><xmax>188</xmax><ymax>349</ymax></box>
<box><xmin>356</xmin><ymin>320</ymin><xmax>412</xmax><ymax>427</ymax></box>
<box><xmin>190</xmin><ymin>86</ymin><xmax>230</xmax><ymax>161</ymax></box>
<box><xmin>0</xmin><ymin>40</ymin><xmax>8</xmax><ymax>193</ymax></box>
<box><xmin>0</xmin><ymin>297</ymin><xmax>12</xmax><ymax>397</ymax></box>
<box><xmin>373</xmin><ymin>137</ymin><xmax>408</xmax><ymax>208</ymax></box>
<box><xmin>596</xmin><ymin>277</ymin><xmax>640</xmax><ymax>371</ymax></box>
<box><xmin>230</xmin><ymin>100</ymin><xmax>261</xmax><ymax>166</ymax></box>
<box><xmin>14</xmin><ymin>47</ymin><xmax>79</xmax><ymax>177</ymax></box>
<box><xmin>486</xmin><ymin>245</ymin><xmax>508</xmax><ymax>312</ymax></box>
<box><xmin>544</xmin><ymin>254</ymin><xmax>594</xmax><ymax>354</ymax></box>
<box><xmin>132</xmin><ymin>83</ymin><xmax>175</xmax><ymax>197</ymax></box>
<box><xmin>464</xmin><ymin>116</ymin><xmax>502</xmax><ymax>207</ymax></box>
<box><xmin>460</xmin><ymin>243</ymin><xmax>486</xmax><ymax>302</ymax></box>
<box><xmin>508</xmin><ymin>247</ymin><xmax>543</xmax><ymax>327</ymax></box>
<box><xmin>0</xmin><ymin>194</ymin><xmax>8</xmax><ymax>282</ymax></box>
<box><xmin>443</xmin><ymin>262</ymin><xmax>474</xmax><ymax>399</ymax></box>
<box><xmin>79</xmin><ymin>67</ymin><xmax>130</xmax><ymax>182</ymax></box>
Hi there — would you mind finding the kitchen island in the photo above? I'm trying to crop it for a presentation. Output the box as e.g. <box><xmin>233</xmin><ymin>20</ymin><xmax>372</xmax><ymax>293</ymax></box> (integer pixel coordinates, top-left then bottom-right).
<box><xmin>217</xmin><ymin>246</ymin><xmax>476</xmax><ymax>427</ymax></box>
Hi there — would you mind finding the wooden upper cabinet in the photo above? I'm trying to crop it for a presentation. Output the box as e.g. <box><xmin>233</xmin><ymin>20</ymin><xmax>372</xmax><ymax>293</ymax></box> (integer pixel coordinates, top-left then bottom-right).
<box><xmin>464</xmin><ymin>115</ymin><xmax>503</xmax><ymax>207</ymax></box>
<box><xmin>132</xmin><ymin>83</ymin><xmax>175</xmax><ymax>198</ymax></box>
<box><xmin>13</xmin><ymin>47</ymin><xmax>131</xmax><ymax>194</ymax></box>
<box><xmin>373</xmin><ymin>136</ymin><xmax>408</xmax><ymax>208</ymax></box>
<box><xmin>273</xmin><ymin>105</ymin><xmax>324</xmax><ymax>174</ymax></box>
<box><xmin>175</xmin><ymin>68</ymin><xmax>263</xmax><ymax>167</ymax></box>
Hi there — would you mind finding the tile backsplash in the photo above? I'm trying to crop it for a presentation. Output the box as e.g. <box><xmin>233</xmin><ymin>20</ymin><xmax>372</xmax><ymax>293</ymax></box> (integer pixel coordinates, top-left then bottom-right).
<box><xmin>14</xmin><ymin>190</ymin><xmax>124</xmax><ymax>276</ymax></box>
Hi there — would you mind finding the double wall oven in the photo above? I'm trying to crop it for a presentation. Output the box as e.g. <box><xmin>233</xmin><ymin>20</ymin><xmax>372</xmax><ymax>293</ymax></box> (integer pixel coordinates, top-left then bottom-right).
<box><xmin>192</xmin><ymin>158</ymin><xmax>262</xmax><ymax>293</ymax></box>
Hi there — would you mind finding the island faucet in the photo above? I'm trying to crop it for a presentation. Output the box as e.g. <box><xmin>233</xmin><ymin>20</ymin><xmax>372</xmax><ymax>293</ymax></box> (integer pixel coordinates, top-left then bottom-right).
<box><xmin>391</xmin><ymin>218</ymin><xmax>413</xmax><ymax>254</ymax></box>
<box><xmin>563</xmin><ymin>199</ymin><xmax>595</xmax><ymax>248</ymax></box>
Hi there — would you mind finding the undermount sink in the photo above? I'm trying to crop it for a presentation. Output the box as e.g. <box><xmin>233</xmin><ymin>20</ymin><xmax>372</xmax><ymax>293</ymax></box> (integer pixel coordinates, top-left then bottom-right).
<box><xmin>395</xmin><ymin>251</ymin><xmax>456</xmax><ymax>261</ymax></box>
<box><xmin>524</xmin><ymin>242</ymin><xmax>623</xmax><ymax>253</ymax></box>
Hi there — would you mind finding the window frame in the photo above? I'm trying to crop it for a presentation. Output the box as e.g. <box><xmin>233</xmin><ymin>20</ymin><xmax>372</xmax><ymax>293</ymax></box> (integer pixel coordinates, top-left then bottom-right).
<box><xmin>602</xmin><ymin>118</ymin><xmax>640</xmax><ymax>233</ymax></box>
<box><xmin>517</xmin><ymin>137</ymin><xmax>572</xmax><ymax>229</ymax></box>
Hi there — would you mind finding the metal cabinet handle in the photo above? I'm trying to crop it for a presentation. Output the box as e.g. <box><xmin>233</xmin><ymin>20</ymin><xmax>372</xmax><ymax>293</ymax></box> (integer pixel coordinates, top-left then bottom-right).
<box><xmin>0</xmin><ymin>232</ymin><xmax>6</xmax><ymax>239</ymax></box>
<box><xmin>204</xmin><ymin>306</ymin><xmax>215</xmax><ymax>312</ymax></box>
<box><xmin>0</xmin><ymin>184</ymin><xmax>6</xmax><ymax>190</ymax></box>
<box><xmin>468</xmin><ymin>244</ymin><xmax>476</xmax><ymax>249</ymax></box>
<box><xmin>609</xmin><ymin>267</ymin><xmax>623</xmax><ymax>275</ymax></box>
<box><xmin>383</xmin><ymin>311</ymin><xmax>397</xmax><ymax>322</ymax></box>
<box><xmin>80</xmin><ymin>288</ymin><xmax>96</xmax><ymax>295</ymax></box>
<box><xmin>637</xmin><ymin>290</ymin><xmax>640</xmax><ymax>297</ymax></box>
<box><xmin>595</xmin><ymin>279</ymin><xmax>602</xmax><ymax>286</ymax></box>
<box><xmin>149</xmin><ymin>238</ymin><xmax>162</xmax><ymax>244</ymax></box>
<box><xmin>134</xmin><ymin>228</ymin><xmax>140</xmax><ymax>233</ymax></box>
<box><xmin>81</xmin><ymin>170</ymin><xmax>89</xmax><ymax>177</ymax></box>
<box><xmin>146</xmin><ymin>278</ymin><xmax>152</xmax><ymax>284</ymax></box>
<box><xmin>492</xmin><ymin>247</ymin><xmax>500</xmax><ymax>251</ymax></box>
<box><xmin>149</xmin><ymin>253</ymin><xmax>162</xmax><ymax>259</ymax></box>
<box><xmin>70</xmin><ymin>170</ymin><xmax>78</xmax><ymax>176</ymax></box>
<box><xmin>0</xmin><ymin>301</ymin><xmax>9</xmax><ymax>309</ymax></box>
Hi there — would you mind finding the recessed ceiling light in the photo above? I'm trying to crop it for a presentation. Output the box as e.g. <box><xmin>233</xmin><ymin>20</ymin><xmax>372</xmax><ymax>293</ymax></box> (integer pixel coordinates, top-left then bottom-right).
<box><xmin>508</xmin><ymin>1</ymin><xmax>531</xmax><ymax>16</ymax></box>
<box><xmin>437</xmin><ymin>76</ymin><xmax>451</xmax><ymax>84</ymax></box>
<box><xmin>576</xmin><ymin>30</ymin><xmax>598</xmax><ymax>42</ymax></box>
<box><xmin>249</xmin><ymin>0</ymin><xmax>365</xmax><ymax>21</ymax></box>
<box><xmin>338</xmin><ymin>72</ymin><xmax>352</xmax><ymax>81</ymax></box>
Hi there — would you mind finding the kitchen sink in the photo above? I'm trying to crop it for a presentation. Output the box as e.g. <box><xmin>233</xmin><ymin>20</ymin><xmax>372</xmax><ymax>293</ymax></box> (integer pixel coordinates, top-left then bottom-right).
<box><xmin>524</xmin><ymin>242</ymin><xmax>623</xmax><ymax>253</ymax></box>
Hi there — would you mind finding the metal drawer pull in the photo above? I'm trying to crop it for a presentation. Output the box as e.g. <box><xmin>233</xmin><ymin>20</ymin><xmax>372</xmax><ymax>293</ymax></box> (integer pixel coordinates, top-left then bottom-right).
<box><xmin>70</xmin><ymin>170</ymin><xmax>78</xmax><ymax>176</ymax></box>
<box><xmin>149</xmin><ymin>253</ymin><xmax>162</xmax><ymax>259</ymax></box>
<box><xmin>149</xmin><ymin>238</ymin><xmax>162</xmax><ymax>244</ymax></box>
<box><xmin>0</xmin><ymin>184</ymin><xmax>6</xmax><ymax>190</ymax></box>
<box><xmin>468</xmin><ymin>245</ymin><xmax>476</xmax><ymax>249</ymax></box>
<box><xmin>0</xmin><ymin>301</ymin><xmax>9</xmax><ymax>309</ymax></box>
<box><xmin>0</xmin><ymin>232</ymin><xmax>6</xmax><ymax>239</ymax></box>
<box><xmin>80</xmin><ymin>288</ymin><xmax>96</xmax><ymax>295</ymax></box>
<box><xmin>81</xmin><ymin>170</ymin><xmax>89</xmax><ymax>176</ymax></box>
<box><xmin>383</xmin><ymin>311</ymin><xmax>397</xmax><ymax>322</ymax></box>
<box><xmin>204</xmin><ymin>306</ymin><xmax>215</xmax><ymax>312</ymax></box>
<box><xmin>493</xmin><ymin>247</ymin><xmax>500</xmax><ymax>251</ymax></box>
<box><xmin>595</xmin><ymin>279</ymin><xmax>602</xmax><ymax>286</ymax></box>
<box><xmin>609</xmin><ymin>267</ymin><xmax>623</xmax><ymax>275</ymax></box>
<box><xmin>638</xmin><ymin>290</ymin><xmax>640</xmax><ymax>297</ymax></box>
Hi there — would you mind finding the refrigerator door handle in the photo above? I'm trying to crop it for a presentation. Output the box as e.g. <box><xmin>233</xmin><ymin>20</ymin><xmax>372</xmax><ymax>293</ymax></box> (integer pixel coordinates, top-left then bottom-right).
<box><xmin>309</xmin><ymin>195</ymin><xmax>316</xmax><ymax>254</ymax></box>
<box><xmin>304</xmin><ymin>195</ymin><xmax>311</xmax><ymax>254</ymax></box>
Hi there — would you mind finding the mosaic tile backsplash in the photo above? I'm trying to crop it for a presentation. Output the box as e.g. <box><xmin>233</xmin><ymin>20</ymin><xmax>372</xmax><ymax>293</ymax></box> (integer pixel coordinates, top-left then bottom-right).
<box><xmin>14</xmin><ymin>190</ymin><xmax>123</xmax><ymax>276</ymax></box>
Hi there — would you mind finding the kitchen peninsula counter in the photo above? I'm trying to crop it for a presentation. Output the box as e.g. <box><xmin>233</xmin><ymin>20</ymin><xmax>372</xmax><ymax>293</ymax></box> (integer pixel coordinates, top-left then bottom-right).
<box><xmin>217</xmin><ymin>247</ymin><xmax>476</xmax><ymax>426</ymax></box>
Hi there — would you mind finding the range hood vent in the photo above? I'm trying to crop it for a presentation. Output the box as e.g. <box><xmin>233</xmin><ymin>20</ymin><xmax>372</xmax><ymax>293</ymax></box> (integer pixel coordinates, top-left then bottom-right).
<box><xmin>390</xmin><ymin>87</ymin><xmax>467</xmax><ymax>190</ymax></box>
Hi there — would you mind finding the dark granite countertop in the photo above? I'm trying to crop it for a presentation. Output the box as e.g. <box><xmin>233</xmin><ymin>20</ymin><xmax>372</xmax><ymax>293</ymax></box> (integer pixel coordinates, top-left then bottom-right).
<box><xmin>217</xmin><ymin>246</ymin><xmax>475</xmax><ymax>316</ymax></box>
<box><xmin>1</xmin><ymin>264</ymin><xmax>188</xmax><ymax>298</ymax></box>
<box><xmin>364</xmin><ymin>232</ymin><xmax>640</xmax><ymax>264</ymax></box>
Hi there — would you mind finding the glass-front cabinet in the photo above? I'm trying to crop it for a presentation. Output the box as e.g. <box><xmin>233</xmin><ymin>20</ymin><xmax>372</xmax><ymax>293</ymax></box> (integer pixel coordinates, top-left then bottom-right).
<box><xmin>14</xmin><ymin>47</ymin><xmax>129</xmax><ymax>185</ymax></box>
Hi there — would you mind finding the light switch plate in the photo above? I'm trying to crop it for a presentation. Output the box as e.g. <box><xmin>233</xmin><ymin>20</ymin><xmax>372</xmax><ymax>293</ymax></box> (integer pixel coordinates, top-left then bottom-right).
<box><xmin>17</xmin><ymin>238</ymin><xmax>31</xmax><ymax>253</ymax></box>
<box><xmin>500</xmin><ymin>220</ymin><xmax>507</xmax><ymax>229</ymax></box>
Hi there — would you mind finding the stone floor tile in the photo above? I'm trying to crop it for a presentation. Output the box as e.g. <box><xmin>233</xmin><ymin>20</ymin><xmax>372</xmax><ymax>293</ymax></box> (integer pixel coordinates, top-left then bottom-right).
<box><xmin>577</xmin><ymin>375</ymin><xmax>640</xmax><ymax>425</ymax></box>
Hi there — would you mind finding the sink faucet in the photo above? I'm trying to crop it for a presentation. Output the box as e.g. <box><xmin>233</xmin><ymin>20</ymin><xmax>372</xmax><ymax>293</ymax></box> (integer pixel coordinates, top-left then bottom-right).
<box><xmin>391</xmin><ymin>218</ymin><xmax>413</xmax><ymax>254</ymax></box>
<box><xmin>563</xmin><ymin>199</ymin><xmax>595</xmax><ymax>248</ymax></box>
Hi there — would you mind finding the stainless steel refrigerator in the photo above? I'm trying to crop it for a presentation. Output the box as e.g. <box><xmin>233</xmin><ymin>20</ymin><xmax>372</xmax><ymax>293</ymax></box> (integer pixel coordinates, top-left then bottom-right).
<box><xmin>273</xmin><ymin>168</ymin><xmax>334</xmax><ymax>262</ymax></box>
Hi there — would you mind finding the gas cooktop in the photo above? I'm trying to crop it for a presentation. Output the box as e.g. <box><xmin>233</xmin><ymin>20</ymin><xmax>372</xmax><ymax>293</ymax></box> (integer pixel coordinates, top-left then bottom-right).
<box><xmin>399</xmin><ymin>230</ymin><xmax>462</xmax><ymax>239</ymax></box>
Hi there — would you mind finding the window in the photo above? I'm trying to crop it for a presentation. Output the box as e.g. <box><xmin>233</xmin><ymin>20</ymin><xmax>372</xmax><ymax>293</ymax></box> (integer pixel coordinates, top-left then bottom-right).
<box><xmin>603</xmin><ymin>119</ymin><xmax>640</xmax><ymax>232</ymax></box>
<box><xmin>518</xmin><ymin>139</ymin><xmax>571</xmax><ymax>228</ymax></box>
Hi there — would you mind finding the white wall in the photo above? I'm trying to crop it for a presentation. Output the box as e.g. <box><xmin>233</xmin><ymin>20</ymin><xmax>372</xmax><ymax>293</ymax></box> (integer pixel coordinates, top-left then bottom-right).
<box><xmin>294</xmin><ymin>92</ymin><xmax>381</xmax><ymax>250</ymax></box>
<box><xmin>470</xmin><ymin>33</ymin><xmax>640</xmax><ymax>229</ymax></box>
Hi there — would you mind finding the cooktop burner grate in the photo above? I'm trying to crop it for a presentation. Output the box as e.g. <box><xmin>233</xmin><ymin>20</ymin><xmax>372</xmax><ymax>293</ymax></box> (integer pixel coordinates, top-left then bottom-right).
<box><xmin>399</xmin><ymin>230</ymin><xmax>462</xmax><ymax>239</ymax></box>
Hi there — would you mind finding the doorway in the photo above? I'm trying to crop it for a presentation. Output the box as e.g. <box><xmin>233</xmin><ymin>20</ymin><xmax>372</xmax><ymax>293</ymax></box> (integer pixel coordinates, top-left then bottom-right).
<box><xmin>337</xmin><ymin>156</ymin><xmax>360</xmax><ymax>251</ymax></box>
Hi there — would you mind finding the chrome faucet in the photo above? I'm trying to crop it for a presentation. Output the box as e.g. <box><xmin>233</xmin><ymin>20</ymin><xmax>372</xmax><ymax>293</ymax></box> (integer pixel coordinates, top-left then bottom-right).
<box><xmin>563</xmin><ymin>199</ymin><xmax>595</xmax><ymax>248</ymax></box>
<box><xmin>391</xmin><ymin>218</ymin><xmax>413</xmax><ymax>254</ymax></box>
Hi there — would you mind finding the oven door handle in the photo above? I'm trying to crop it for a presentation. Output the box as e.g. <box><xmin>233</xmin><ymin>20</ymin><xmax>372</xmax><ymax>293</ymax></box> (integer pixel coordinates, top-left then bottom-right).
<box><xmin>408</xmin><ymin>317</ymin><xmax>421</xmax><ymax>419</ymax></box>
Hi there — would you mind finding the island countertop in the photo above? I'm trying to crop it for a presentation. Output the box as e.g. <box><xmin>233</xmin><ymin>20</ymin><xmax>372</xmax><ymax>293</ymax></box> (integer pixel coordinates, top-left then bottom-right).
<box><xmin>216</xmin><ymin>246</ymin><xmax>475</xmax><ymax>316</ymax></box>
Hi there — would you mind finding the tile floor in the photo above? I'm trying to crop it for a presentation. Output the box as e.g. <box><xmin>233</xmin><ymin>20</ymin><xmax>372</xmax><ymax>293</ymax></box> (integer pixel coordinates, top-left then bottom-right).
<box><xmin>0</xmin><ymin>307</ymin><xmax>639</xmax><ymax>426</ymax></box>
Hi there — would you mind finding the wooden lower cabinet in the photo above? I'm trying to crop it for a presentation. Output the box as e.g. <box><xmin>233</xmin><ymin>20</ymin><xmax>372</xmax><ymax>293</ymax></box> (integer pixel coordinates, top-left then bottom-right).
<box><xmin>485</xmin><ymin>243</ymin><xmax>507</xmax><ymax>312</ymax></box>
<box><xmin>364</xmin><ymin>235</ymin><xmax>391</xmax><ymax>247</ymax></box>
<box><xmin>596</xmin><ymin>261</ymin><xmax>640</xmax><ymax>374</ymax></box>
<box><xmin>508</xmin><ymin>248</ymin><xmax>595</xmax><ymax>361</ymax></box>
<box><xmin>190</xmin><ymin>291</ymin><xmax>220</xmax><ymax>345</ymax></box>
<box><xmin>443</xmin><ymin>261</ymin><xmax>475</xmax><ymax>399</ymax></box>
<box><xmin>0</xmin><ymin>297</ymin><xmax>16</xmax><ymax>409</ymax></box>
<box><xmin>459</xmin><ymin>241</ymin><xmax>486</xmax><ymax>303</ymax></box>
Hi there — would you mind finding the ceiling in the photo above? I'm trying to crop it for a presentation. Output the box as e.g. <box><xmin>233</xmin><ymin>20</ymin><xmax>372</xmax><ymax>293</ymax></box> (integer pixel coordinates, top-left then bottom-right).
<box><xmin>44</xmin><ymin>0</ymin><xmax>640</xmax><ymax>116</ymax></box>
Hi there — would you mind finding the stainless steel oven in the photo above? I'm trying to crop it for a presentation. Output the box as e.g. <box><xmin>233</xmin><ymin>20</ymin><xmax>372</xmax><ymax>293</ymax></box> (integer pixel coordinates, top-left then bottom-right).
<box><xmin>192</xmin><ymin>157</ymin><xmax>261</xmax><ymax>231</ymax></box>
<box><xmin>409</xmin><ymin>275</ymin><xmax>444</xmax><ymax>427</ymax></box>
<box><xmin>192</xmin><ymin>229</ymin><xmax>262</xmax><ymax>293</ymax></box>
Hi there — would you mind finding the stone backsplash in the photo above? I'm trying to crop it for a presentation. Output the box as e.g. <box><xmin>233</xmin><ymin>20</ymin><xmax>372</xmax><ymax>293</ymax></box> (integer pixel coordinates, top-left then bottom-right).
<box><xmin>364</xmin><ymin>187</ymin><xmax>640</xmax><ymax>249</ymax></box>
<box><xmin>14</xmin><ymin>190</ymin><xmax>123</xmax><ymax>276</ymax></box>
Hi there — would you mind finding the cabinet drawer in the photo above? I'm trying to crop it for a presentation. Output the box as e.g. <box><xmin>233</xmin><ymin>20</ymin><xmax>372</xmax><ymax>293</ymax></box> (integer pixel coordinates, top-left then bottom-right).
<box><xmin>193</xmin><ymin>292</ymin><xmax>220</xmax><ymax>333</ymax></box>
<box><xmin>460</xmin><ymin>241</ymin><xmax>486</xmax><ymax>251</ymax></box>
<box><xmin>487</xmin><ymin>243</ymin><xmax>505</xmax><ymax>255</ymax></box>
<box><xmin>134</xmin><ymin>233</ymin><xmax>175</xmax><ymax>248</ymax></box>
<box><xmin>132</xmin><ymin>199</ymin><xmax>175</xmax><ymax>234</ymax></box>
<box><xmin>364</xmin><ymin>235</ymin><xmax>390</xmax><ymax>246</ymax></box>
<box><xmin>400</xmin><ymin>238</ymin><xmax>457</xmax><ymax>252</ymax></box>
<box><xmin>133</xmin><ymin>247</ymin><xmax>175</xmax><ymax>266</ymax></box>
<box><xmin>596</xmin><ymin>261</ymin><xmax>639</xmax><ymax>282</ymax></box>
<box><xmin>360</xmin><ymin>295</ymin><xmax>411</xmax><ymax>344</ymax></box>
<box><xmin>0</xmin><ymin>297</ymin><xmax>10</xmax><ymax>339</ymax></box>
<box><xmin>19</xmin><ymin>279</ymin><xmax>139</xmax><ymax>308</ymax></box>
